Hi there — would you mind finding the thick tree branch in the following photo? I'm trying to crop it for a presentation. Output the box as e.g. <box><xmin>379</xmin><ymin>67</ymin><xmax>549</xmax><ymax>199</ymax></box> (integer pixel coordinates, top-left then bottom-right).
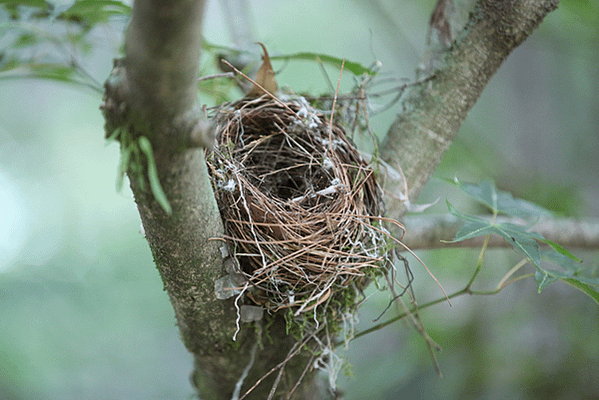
<box><xmin>103</xmin><ymin>0</ymin><xmax>241</xmax><ymax>388</ymax></box>
<box><xmin>122</xmin><ymin>0</ymin><xmax>236</xmax><ymax>349</ymax></box>
<box><xmin>381</xmin><ymin>0</ymin><xmax>559</xmax><ymax>218</ymax></box>
<box><xmin>125</xmin><ymin>0</ymin><xmax>203</xmax><ymax>117</ymax></box>
<box><xmin>400</xmin><ymin>215</ymin><xmax>599</xmax><ymax>250</ymax></box>
<box><xmin>123</xmin><ymin>0</ymin><xmax>214</xmax><ymax>149</ymax></box>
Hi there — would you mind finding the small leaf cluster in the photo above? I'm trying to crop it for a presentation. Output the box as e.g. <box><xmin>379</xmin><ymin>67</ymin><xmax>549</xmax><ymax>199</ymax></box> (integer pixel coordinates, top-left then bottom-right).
<box><xmin>446</xmin><ymin>178</ymin><xmax>598</xmax><ymax>303</ymax></box>
<box><xmin>107</xmin><ymin>128</ymin><xmax>171</xmax><ymax>215</ymax></box>
<box><xmin>0</xmin><ymin>0</ymin><xmax>130</xmax><ymax>92</ymax></box>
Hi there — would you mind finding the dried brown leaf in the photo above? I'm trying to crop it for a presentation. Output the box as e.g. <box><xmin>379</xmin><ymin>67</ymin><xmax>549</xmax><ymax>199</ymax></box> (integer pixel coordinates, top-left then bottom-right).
<box><xmin>247</xmin><ymin>42</ymin><xmax>278</xmax><ymax>98</ymax></box>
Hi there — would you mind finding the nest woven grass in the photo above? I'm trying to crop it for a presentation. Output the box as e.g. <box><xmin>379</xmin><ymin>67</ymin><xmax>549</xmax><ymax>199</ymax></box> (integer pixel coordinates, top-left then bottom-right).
<box><xmin>207</xmin><ymin>94</ymin><xmax>389</xmax><ymax>315</ymax></box>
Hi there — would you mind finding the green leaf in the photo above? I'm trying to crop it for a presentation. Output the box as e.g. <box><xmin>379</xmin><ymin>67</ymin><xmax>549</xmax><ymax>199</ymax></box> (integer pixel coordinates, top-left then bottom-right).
<box><xmin>28</xmin><ymin>62</ymin><xmax>74</xmax><ymax>79</ymax></box>
<box><xmin>533</xmin><ymin>267</ymin><xmax>574</xmax><ymax>293</ymax></box>
<box><xmin>533</xmin><ymin>248</ymin><xmax>589</xmax><ymax>294</ymax></box>
<box><xmin>534</xmin><ymin>269</ymin><xmax>561</xmax><ymax>293</ymax></box>
<box><xmin>453</xmin><ymin>221</ymin><xmax>496</xmax><ymax>242</ymax></box>
<box><xmin>445</xmin><ymin>177</ymin><xmax>553</xmax><ymax>218</ymax></box>
<box><xmin>496</xmin><ymin>227</ymin><xmax>541</xmax><ymax>267</ymax></box>
<box><xmin>58</xmin><ymin>0</ymin><xmax>131</xmax><ymax>27</ymax></box>
<box><xmin>0</xmin><ymin>62</ymin><xmax>76</xmax><ymax>82</ymax></box>
<box><xmin>0</xmin><ymin>58</ymin><xmax>20</xmax><ymax>72</ymax></box>
<box><xmin>534</xmin><ymin>266</ymin><xmax>599</xmax><ymax>303</ymax></box>
<box><xmin>105</xmin><ymin>127</ymin><xmax>121</xmax><ymax>142</ymax></box>
<box><xmin>0</xmin><ymin>0</ymin><xmax>51</xmax><ymax>13</ymax></box>
<box><xmin>532</xmin><ymin>252</ymin><xmax>593</xmax><ymax>295</ymax></box>
<box><xmin>571</xmin><ymin>275</ymin><xmax>599</xmax><ymax>287</ymax></box>
<box><xmin>202</xmin><ymin>41</ymin><xmax>377</xmax><ymax>77</ymax></box>
<box><xmin>446</xmin><ymin>200</ymin><xmax>497</xmax><ymax>224</ymax></box>
<box><xmin>0</xmin><ymin>4</ymin><xmax>106</xmax><ymax>91</ymax></box>
<box><xmin>562</xmin><ymin>278</ymin><xmax>599</xmax><ymax>305</ymax></box>
<box><xmin>0</xmin><ymin>0</ymin><xmax>49</xmax><ymax>6</ymax></box>
<box><xmin>539</xmin><ymin>238</ymin><xmax>582</xmax><ymax>263</ymax></box>
<box><xmin>271</xmin><ymin>52</ymin><xmax>377</xmax><ymax>76</ymax></box>
<box><xmin>115</xmin><ymin>133</ymin><xmax>130</xmax><ymax>192</ymax></box>
<box><xmin>13</xmin><ymin>32</ymin><xmax>38</xmax><ymax>47</ymax></box>
<box><xmin>447</xmin><ymin>200</ymin><xmax>541</xmax><ymax>266</ymax></box>
<box><xmin>138</xmin><ymin>136</ymin><xmax>172</xmax><ymax>215</ymax></box>
<box><xmin>202</xmin><ymin>41</ymin><xmax>237</xmax><ymax>53</ymax></box>
<box><xmin>0</xmin><ymin>58</ymin><xmax>102</xmax><ymax>92</ymax></box>
<box><xmin>541</xmin><ymin>248</ymin><xmax>581</xmax><ymax>273</ymax></box>
<box><xmin>446</xmin><ymin>178</ymin><xmax>593</xmax><ymax>300</ymax></box>
<box><xmin>445</xmin><ymin>202</ymin><xmax>496</xmax><ymax>242</ymax></box>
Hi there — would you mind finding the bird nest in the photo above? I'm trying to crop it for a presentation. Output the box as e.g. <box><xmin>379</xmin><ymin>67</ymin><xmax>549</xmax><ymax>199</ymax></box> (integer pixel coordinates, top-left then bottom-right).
<box><xmin>207</xmin><ymin>94</ymin><xmax>389</xmax><ymax>315</ymax></box>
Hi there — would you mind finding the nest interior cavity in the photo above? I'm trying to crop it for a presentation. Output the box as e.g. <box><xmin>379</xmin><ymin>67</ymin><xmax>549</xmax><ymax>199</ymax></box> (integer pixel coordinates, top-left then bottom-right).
<box><xmin>207</xmin><ymin>95</ymin><xmax>388</xmax><ymax>315</ymax></box>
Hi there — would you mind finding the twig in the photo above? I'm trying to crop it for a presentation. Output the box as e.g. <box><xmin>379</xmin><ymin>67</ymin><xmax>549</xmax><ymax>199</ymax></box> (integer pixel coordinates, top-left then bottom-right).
<box><xmin>347</xmin><ymin>268</ymin><xmax>537</xmax><ymax>345</ymax></box>
<box><xmin>385</xmin><ymin>268</ymin><xmax>442</xmax><ymax>376</ymax></box>
<box><xmin>285</xmin><ymin>353</ymin><xmax>316</xmax><ymax>400</ymax></box>
<box><xmin>372</xmin><ymin>257</ymin><xmax>414</xmax><ymax>322</ymax></box>
<box><xmin>496</xmin><ymin>259</ymin><xmax>528</xmax><ymax>290</ymax></box>
<box><xmin>266</xmin><ymin>364</ymin><xmax>285</xmax><ymax>400</ymax></box>
<box><xmin>239</xmin><ymin>328</ymin><xmax>321</xmax><ymax>399</ymax></box>
<box><xmin>198</xmin><ymin>72</ymin><xmax>235</xmax><ymax>82</ymax></box>
<box><xmin>465</xmin><ymin>234</ymin><xmax>491</xmax><ymax>290</ymax></box>
<box><xmin>328</xmin><ymin>212</ymin><xmax>448</xmax><ymax>303</ymax></box>
<box><xmin>328</xmin><ymin>58</ymin><xmax>345</xmax><ymax>149</ymax></box>
<box><xmin>231</xmin><ymin>337</ymin><xmax>260</xmax><ymax>400</ymax></box>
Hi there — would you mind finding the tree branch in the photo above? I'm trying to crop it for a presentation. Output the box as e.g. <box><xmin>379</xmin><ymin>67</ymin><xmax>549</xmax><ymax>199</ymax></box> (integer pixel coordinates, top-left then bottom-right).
<box><xmin>102</xmin><ymin>0</ymin><xmax>241</xmax><ymax>388</ymax></box>
<box><xmin>125</xmin><ymin>0</ymin><xmax>203</xmax><ymax>125</ymax></box>
<box><xmin>121</xmin><ymin>0</ymin><xmax>237</xmax><ymax>349</ymax></box>
<box><xmin>400</xmin><ymin>215</ymin><xmax>599</xmax><ymax>251</ymax></box>
<box><xmin>123</xmin><ymin>0</ymin><xmax>214</xmax><ymax>149</ymax></box>
<box><xmin>381</xmin><ymin>0</ymin><xmax>559</xmax><ymax>218</ymax></box>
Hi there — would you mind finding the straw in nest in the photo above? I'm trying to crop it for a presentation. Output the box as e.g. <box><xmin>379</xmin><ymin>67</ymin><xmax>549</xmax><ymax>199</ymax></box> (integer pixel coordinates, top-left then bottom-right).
<box><xmin>208</xmin><ymin>94</ymin><xmax>389</xmax><ymax>317</ymax></box>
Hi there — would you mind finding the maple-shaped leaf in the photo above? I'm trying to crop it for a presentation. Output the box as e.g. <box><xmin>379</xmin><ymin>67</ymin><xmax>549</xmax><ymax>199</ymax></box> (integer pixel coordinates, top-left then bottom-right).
<box><xmin>445</xmin><ymin>200</ymin><xmax>542</xmax><ymax>267</ymax></box>
<box><xmin>444</xmin><ymin>177</ymin><xmax>552</xmax><ymax>218</ymax></box>
<box><xmin>247</xmin><ymin>42</ymin><xmax>278</xmax><ymax>98</ymax></box>
<box><xmin>443</xmin><ymin>179</ymin><xmax>596</xmax><ymax>300</ymax></box>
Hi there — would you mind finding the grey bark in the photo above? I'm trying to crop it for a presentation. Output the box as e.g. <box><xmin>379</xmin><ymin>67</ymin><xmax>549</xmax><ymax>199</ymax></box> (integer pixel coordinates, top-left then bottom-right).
<box><xmin>401</xmin><ymin>215</ymin><xmax>599</xmax><ymax>250</ymax></box>
<box><xmin>121</xmin><ymin>0</ymin><xmax>236</xmax><ymax>351</ymax></box>
<box><xmin>101</xmin><ymin>0</ymin><xmax>559</xmax><ymax>399</ymax></box>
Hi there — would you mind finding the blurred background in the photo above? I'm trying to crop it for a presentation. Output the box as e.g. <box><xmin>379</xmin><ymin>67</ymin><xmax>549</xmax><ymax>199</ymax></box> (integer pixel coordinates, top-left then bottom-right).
<box><xmin>1</xmin><ymin>0</ymin><xmax>598</xmax><ymax>399</ymax></box>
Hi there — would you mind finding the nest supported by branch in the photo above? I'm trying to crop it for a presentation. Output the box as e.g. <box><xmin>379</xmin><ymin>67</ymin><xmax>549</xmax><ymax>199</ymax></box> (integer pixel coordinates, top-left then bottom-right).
<box><xmin>208</xmin><ymin>94</ymin><xmax>389</xmax><ymax>315</ymax></box>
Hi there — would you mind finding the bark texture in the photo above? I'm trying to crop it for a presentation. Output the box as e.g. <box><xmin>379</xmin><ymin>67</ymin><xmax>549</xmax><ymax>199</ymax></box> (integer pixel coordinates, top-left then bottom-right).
<box><xmin>119</xmin><ymin>0</ymin><xmax>238</xmax><ymax>351</ymax></box>
<box><xmin>402</xmin><ymin>215</ymin><xmax>599</xmax><ymax>250</ymax></box>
